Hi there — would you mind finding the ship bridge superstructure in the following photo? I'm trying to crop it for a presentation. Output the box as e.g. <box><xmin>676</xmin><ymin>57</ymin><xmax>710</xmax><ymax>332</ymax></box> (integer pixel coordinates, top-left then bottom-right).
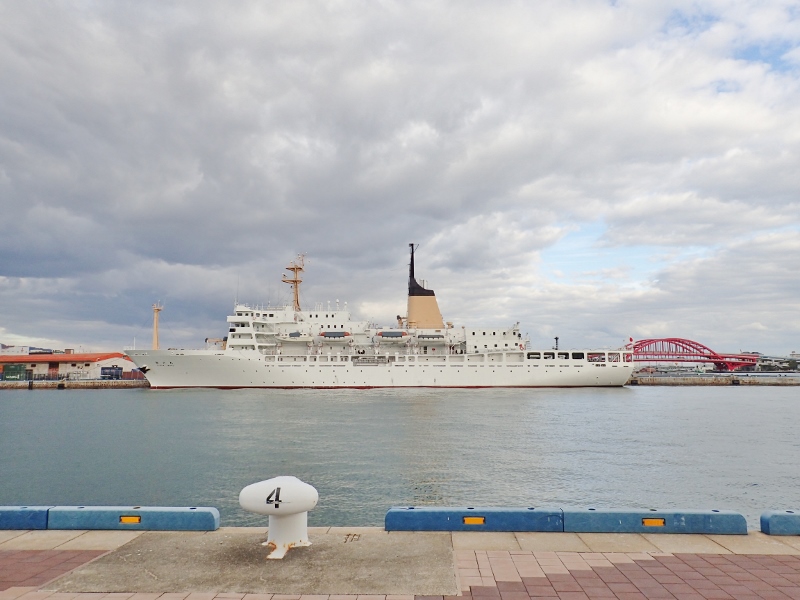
<box><xmin>224</xmin><ymin>244</ymin><xmax>474</xmax><ymax>357</ymax></box>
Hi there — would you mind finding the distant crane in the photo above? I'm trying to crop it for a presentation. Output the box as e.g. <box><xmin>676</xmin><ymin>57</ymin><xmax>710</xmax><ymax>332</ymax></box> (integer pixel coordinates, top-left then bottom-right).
<box><xmin>152</xmin><ymin>303</ymin><xmax>163</xmax><ymax>350</ymax></box>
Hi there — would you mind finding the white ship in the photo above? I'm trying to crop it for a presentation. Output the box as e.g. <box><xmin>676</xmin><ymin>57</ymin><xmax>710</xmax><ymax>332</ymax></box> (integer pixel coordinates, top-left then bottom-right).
<box><xmin>125</xmin><ymin>245</ymin><xmax>635</xmax><ymax>388</ymax></box>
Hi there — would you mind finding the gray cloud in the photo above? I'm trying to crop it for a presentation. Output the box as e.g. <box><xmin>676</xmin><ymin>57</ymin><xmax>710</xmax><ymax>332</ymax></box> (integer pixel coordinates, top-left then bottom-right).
<box><xmin>0</xmin><ymin>0</ymin><xmax>798</xmax><ymax>354</ymax></box>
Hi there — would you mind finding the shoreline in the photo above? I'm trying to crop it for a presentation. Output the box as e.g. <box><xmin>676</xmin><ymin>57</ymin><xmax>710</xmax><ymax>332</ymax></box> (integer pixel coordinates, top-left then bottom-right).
<box><xmin>3</xmin><ymin>378</ymin><xmax>799</xmax><ymax>389</ymax></box>
<box><xmin>629</xmin><ymin>374</ymin><xmax>800</xmax><ymax>386</ymax></box>
<box><xmin>0</xmin><ymin>380</ymin><xmax>150</xmax><ymax>390</ymax></box>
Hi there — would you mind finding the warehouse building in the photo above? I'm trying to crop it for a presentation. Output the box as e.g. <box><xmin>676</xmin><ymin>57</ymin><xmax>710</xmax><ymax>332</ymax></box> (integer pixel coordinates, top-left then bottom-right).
<box><xmin>0</xmin><ymin>352</ymin><xmax>143</xmax><ymax>381</ymax></box>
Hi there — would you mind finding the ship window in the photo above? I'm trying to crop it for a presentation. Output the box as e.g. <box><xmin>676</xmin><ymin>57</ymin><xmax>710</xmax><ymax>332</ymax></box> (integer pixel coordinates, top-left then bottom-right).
<box><xmin>527</xmin><ymin>352</ymin><xmax>540</xmax><ymax>359</ymax></box>
<box><xmin>269</xmin><ymin>314</ymin><xmax>274</xmax><ymax>317</ymax></box>
<box><xmin>544</xmin><ymin>352</ymin><xmax>555</xmax><ymax>359</ymax></box>
<box><xmin>558</xmin><ymin>352</ymin><xmax>569</xmax><ymax>360</ymax></box>
<box><xmin>85</xmin><ymin>363</ymin><xmax>90</xmax><ymax>366</ymax></box>
<box><xmin>494</xmin><ymin>344</ymin><xmax>497</xmax><ymax>348</ymax></box>
<box><xmin>492</xmin><ymin>332</ymin><xmax>496</xmax><ymax>335</ymax></box>
<box><xmin>572</xmin><ymin>352</ymin><xmax>585</xmax><ymax>360</ymax></box>
<box><xmin>472</xmin><ymin>332</ymin><xmax>475</xmax><ymax>335</ymax></box>
<box><xmin>624</xmin><ymin>353</ymin><xmax>633</xmax><ymax>362</ymax></box>
<box><xmin>608</xmin><ymin>353</ymin><xmax>620</xmax><ymax>362</ymax></box>
<box><xmin>588</xmin><ymin>352</ymin><xmax>606</xmax><ymax>362</ymax></box>
<box><xmin>71</xmin><ymin>363</ymin><xmax>77</xmax><ymax>367</ymax></box>
<box><xmin>483</xmin><ymin>332</ymin><xmax>486</xmax><ymax>336</ymax></box>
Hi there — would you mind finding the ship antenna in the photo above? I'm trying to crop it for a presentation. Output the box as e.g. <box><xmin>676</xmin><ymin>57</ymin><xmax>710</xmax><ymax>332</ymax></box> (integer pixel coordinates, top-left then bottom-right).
<box><xmin>282</xmin><ymin>254</ymin><xmax>306</xmax><ymax>312</ymax></box>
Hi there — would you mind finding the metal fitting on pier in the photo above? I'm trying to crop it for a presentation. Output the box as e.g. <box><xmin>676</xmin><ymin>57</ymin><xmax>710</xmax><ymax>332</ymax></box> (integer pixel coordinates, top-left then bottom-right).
<box><xmin>239</xmin><ymin>476</ymin><xmax>318</xmax><ymax>559</ymax></box>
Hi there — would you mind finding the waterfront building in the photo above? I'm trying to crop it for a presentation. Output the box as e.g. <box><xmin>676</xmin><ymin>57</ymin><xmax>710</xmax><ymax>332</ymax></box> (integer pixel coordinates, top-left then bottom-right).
<box><xmin>0</xmin><ymin>352</ymin><xmax>143</xmax><ymax>381</ymax></box>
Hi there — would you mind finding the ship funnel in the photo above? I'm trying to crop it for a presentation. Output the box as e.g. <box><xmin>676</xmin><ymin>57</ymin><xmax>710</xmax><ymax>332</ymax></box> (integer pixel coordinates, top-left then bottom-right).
<box><xmin>407</xmin><ymin>244</ymin><xmax>444</xmax><ymax>329</ymax></box>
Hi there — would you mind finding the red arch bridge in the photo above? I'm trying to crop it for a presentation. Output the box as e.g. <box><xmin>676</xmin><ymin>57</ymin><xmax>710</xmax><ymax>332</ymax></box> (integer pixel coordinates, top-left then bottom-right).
<box><xmin>629</xmin><ymin>338</ymin><xmax>758</xmax><ymax>372</ymax></box>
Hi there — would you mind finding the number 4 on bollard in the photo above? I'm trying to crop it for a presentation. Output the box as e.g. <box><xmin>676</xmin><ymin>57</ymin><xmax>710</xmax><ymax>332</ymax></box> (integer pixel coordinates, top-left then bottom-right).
<box><xmin>266</xmin><ymin>487</ymin><xmax>282</xmax><ymax>508</ymax></box>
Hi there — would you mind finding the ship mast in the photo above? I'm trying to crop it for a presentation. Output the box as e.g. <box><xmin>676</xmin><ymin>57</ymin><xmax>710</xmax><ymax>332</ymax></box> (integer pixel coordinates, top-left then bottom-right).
<box><xmin>282</xmin><ymin>254</ymin><xmax>305</xmax><ymax>312</ymax></box>
<box><xmin>152</xmin><ymin>303</ymin><xmax>163</xmax><ymax>350</ymax></box>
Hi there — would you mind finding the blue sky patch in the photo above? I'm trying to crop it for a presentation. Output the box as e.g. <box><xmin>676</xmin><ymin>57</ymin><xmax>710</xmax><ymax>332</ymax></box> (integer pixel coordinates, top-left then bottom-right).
<box><xmin>539</xmin><ymin>223</ymin><xmax>711</xmax><ymax>288</ymax></box>
<box><xmin>712</xmin><ymin>79</ymin><xmax>741</xmax><ymax>94</ymax></box>
<box><xmin>661</xmin><ymin>9</ymin><xmax>719</xmax><ymax>36</ymax></box>
<box><xmin>734</xmin><ymin>42</ymin><xmax>797</xmax><ymax>73</ymax></box>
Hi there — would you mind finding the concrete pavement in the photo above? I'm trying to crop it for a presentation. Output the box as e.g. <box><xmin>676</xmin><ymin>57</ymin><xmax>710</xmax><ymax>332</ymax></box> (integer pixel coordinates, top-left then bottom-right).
<box><xmin>2</xmin><ymin>528</ymin><xmax>800</xmax><ymax>599</ymax></box>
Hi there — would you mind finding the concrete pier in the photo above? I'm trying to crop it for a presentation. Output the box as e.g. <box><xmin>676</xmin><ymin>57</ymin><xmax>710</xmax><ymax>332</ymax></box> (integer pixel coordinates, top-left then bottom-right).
<box><xmin>2</xmin><ymin>528</ymin><xmax>799</xmax><ymax>599</ymax></box>
<box><xmin>628</xmin><ymin>374</ymin><xmax>800</xmax><ymax>386</ymax></box>
<box><xmin>0</xmin><ymin>381</ymin><xmax>149</xmax><ymax>390</ymax></box>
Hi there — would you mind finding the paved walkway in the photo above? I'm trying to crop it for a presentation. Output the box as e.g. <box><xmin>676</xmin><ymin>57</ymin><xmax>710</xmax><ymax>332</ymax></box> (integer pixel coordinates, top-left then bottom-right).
<box><xmin>2</xmin><ymin>529</ymin><xmax>800</xmax><ymax>599</ymax></box>
<box><xmin>0</xmin><ymin>550</ymin><xmax>105</xmax><ymax>590</ymax></box>
<box><xmin>457</xmin><ymin>550</ymin><xmax>800</xmax><ymax>599</ymax></box>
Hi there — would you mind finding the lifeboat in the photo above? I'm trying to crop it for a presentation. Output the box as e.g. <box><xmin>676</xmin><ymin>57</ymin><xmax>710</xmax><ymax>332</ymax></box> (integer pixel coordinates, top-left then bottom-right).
<box><xmin>277</xmin><ymin>331</ymin><xmax>314</xmax><ymax>343</ymax></box>
<box><xmin>318</xmin><ymin>331</ymin><xmax>352</xmax><ymax>342</ymax></box>
<box><xmin>376</xmin><ymin>331</ymin><xmax>409</xmax><ymax>343</ymax></box>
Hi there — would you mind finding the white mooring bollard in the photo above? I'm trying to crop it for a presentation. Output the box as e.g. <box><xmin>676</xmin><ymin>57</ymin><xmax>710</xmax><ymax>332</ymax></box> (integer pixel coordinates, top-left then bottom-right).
<box><xmin>239</xmin><ymin>476</ymin><xmax>319</xmax><ymax>559</ymax></box>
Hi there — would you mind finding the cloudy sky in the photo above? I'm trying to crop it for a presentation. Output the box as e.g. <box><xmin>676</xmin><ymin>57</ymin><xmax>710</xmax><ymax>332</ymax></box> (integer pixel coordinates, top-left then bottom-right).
<box><xmin>1</xmin><ymin>0</ymin><xmax>798</xmax><ymax>355</ymax></box>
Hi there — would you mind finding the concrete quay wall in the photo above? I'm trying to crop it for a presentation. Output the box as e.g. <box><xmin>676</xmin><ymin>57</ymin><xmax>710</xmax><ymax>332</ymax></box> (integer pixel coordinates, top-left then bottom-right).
<box><xmin>0</xmin><ymin>380</ymin><xmax>149</xmax><ymax>390</ymax></box>
<box><xmin>629</xmin><ymin>374</ymin><xmax>800</xmax><ymax>385</ymax></box>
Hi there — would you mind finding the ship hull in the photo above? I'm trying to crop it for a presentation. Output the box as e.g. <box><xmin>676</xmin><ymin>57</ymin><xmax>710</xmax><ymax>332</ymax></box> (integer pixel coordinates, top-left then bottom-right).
<box><xmin>126</xmin><ymin>349</ymin><xmax>634</xmax><ymax>389</ymax></box>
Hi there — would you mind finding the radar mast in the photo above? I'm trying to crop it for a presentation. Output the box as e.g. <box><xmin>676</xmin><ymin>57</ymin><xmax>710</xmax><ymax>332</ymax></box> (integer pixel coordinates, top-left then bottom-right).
<box><xmin>282</xmin><ymin>254</ymin><xmax>306</xmax><ymax>312</ymax></box>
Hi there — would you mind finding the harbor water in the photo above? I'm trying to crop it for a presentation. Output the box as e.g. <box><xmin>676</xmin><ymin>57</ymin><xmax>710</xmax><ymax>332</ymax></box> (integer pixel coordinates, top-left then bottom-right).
<box><xmin>1</xmin><ymin>386</ymin><xmax>798</xmax><ymax>529</ymax></box>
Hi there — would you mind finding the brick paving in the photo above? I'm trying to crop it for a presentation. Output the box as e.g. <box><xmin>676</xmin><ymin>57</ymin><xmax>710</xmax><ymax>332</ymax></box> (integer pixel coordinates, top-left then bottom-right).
<box><xmin>2</xmin><ymin>550</ymin><xmax>800</xmax><ymax>600</ymax></box>
<box><xmin>457</xmin><ymin>551</ymin><xmax>800</xmax><ymax>599</ymax></box>
<box><xmin>0</xmin><ymin>551</ymin><xmax>106</xmax><ymax>591</ymax></box>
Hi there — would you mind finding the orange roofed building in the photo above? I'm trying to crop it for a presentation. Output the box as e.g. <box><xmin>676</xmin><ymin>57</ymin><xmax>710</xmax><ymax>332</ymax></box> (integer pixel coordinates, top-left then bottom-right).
<box><xmin>0</xmin><ymin>352</ymin><xmax>143</xmax><ymax>381</ymax></box>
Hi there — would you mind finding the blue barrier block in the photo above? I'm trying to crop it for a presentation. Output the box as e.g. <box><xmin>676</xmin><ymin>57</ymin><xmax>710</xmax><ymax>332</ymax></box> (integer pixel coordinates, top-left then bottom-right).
<box><xmin>761</xmin><ymin>510</ymin><xmax>800</xmax><ymax>535</ymax></box>
<box><xmin>385</xmin><ymin>507</ymin><xmax>563</xmax><ymax>532</ymax></box>
<box><xmin>563</xmin><ymin>508</ymin><xmax>747</xmax><ymax>534</ymax></box>
<box><xmin>47</xmin><ymin>506</ymin><xmax>219</xmax><ymax>531</ymax></box>
<box><xmin>0</xmin><ymin>506</ymin><xmax>53</xmax><ymax>530</ymax></box>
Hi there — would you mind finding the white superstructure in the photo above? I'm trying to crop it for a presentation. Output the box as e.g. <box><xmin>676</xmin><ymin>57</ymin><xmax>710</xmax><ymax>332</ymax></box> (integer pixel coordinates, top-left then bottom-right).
<box><xmin>126</xmin><ymin>245</ymin><xmax>634</xmax><ymax>388</ymax></box>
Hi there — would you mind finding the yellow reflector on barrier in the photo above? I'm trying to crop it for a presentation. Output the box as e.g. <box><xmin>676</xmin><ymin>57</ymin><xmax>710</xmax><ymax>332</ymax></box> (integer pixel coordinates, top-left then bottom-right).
<box><xmin>642</xmin><ymin>518</ymin><xmax>665</xmax><ymax>527</ymax></box>
<box><xmin>463</xmin><ymin>516</ymin><xmax>485</xmax><ymax>525</ymax></box>
<box><xmin>120</xmin><ymin>515</ymin><xmax>142</xmax><ymax>524</ymax></box>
